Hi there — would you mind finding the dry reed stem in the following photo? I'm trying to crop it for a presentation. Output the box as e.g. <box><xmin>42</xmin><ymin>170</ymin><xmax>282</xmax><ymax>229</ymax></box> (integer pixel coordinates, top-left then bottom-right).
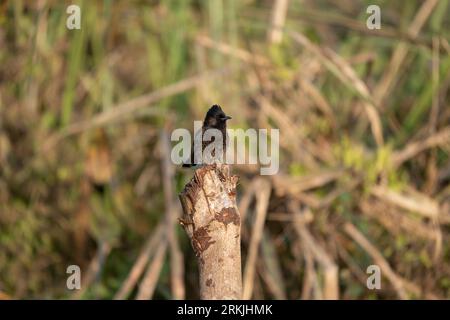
<box><xmin>297</xmin><ymin>77</ymin><xmax>336</xmax><ymax>128</ymax></box>
<box><xmin>360</xmin><ymin>199</ymin><xmax>443</xmax><ymax>259</ymax></box>
<box><xmin>267</xmin><ymin>211</ymin><xmax>314</xmax><ymax>223</ymax></box>
<box><xmin>259</xmin><ymin>230</ymin><xmax>287</xmax><ymax>299</ymax></box>
<box><xmin>429</xmin><ymin>36</ymin><xmax>440</xmax><ymax>133</ymax></box>
<box><xmin>242</xmin><ymin>178</ymin><xmax>271</xmax><ymax>300</ymax></box>
<box><xmin>361</xmin><ymin>200</ymin><xmax>439</xmax><ymax>241</ymax></box>
<box><xmin>300</xmin><ymin>248</ymin><xmax>315</xmax><ymax>300</ymax></box>
<box><xmin>72</xmin><ymin>241</ymin><xmax>111</xmax><ymax>299</ymax></box>
<box><xmin>160</xmin><ymin>130</ymin><xmax>185</xmax><ymax>299</ymax></box>
<box><xmin>289</xmin><ymin>31</ymin><xmax>384</xmax><ymax>147</ymax></box>
<box><xmin>238</xmin><ymin>179</ymin><xmax>257</xmax><ymax>223</ymax></box>
<box><xmin>373</xmin><ymin>0</ymin><xmax>439</xmax><ymax>107</ymax></box>
<box><xmin>272</xmin><ymin>170</ymin><xmax>343</xmax><ymax>195</ymax></box>
<box><xmin>114</xmin><ymin>223</ymin><xmax>164</xmax><ymax>300</ymax></box>
<box><xmin>257</xmin><ymin>96</ymin><xmax>319</xmax><ymax>169</ymax></box>
<box><xmin>335</xmin><ymin>240</ymin><xmax>368</xmax><ymax>285</ymax></box>
<box><xmin>290</xmin><ymin>6</ymin><xmax>441</xmax><ymax>49</ymax></box>
<box><xmin>371</xmin><ymin>185</ymin><xmax>441</xmax><ymax>218</ymax></box>
<box><xmin>343</xmin><ymin>223</ymin><xmax>409</xmax><ymax>299</ymax></box>
<box><xmin>344</xmin><ymin>222</ymin><xmax>440</xmax><ymax>299</ymax></box>
<box><xmin>136</xmin><ymin>239</ymin><xmax>168</xmax><ymax>300</ymax></box>
<box><xmin>392</xmin><ymin>126</ymin><xmax>450</xmax><ymax>167</ymax></box>
<box><xmin>268</xmin><ymin>0</ymin><xmax>289</xmax><ymax>44</ymax></box>
<box><xmin>291</xmin><ymin>204</ymin><xmax>339</xmax><ymax>300</ymax></box>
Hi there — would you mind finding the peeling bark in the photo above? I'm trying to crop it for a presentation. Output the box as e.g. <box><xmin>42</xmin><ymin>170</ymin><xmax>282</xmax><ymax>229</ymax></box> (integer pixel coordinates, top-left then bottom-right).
<box><xmin>179</xmin><ymin>164</ymin><xmax>242</xmax><ymax>299</ymax></box>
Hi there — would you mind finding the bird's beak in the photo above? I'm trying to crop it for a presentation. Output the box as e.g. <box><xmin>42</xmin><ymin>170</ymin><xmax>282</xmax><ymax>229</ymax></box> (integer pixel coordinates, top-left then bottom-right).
<box><xmin>225</xmin><ymin>115</ymin><xmax>232</xmax><ymax>120</ymax></box>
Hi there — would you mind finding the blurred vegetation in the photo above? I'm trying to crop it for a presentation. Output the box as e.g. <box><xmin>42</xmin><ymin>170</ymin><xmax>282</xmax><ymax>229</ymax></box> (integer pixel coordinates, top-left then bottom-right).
<box><xmin>0</xmin><ymin>0</ymin><xmax>449</xmax><ymax>299</ymax></box>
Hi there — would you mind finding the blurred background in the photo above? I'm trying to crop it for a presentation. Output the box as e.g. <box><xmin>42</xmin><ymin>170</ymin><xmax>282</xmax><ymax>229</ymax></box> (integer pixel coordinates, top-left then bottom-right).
<box><xmin>0</xmin><ymin>0</ymin><xmax>449</xmax><ymax>299</ymax></box>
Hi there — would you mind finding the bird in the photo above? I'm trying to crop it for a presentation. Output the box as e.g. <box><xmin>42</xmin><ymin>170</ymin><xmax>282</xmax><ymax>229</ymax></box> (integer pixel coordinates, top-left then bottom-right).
<box><xmin>182</xmin><ymin>105</ymin><xmax>232</xmax><ymax>168</ymax></box>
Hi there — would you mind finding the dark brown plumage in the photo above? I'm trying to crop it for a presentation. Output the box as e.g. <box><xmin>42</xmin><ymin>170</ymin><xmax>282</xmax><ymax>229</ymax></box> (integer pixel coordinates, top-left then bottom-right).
<box><xmin>182</xmin><ymin>105</ymin><xmax>232</xmax><ymax>168</ymax></box>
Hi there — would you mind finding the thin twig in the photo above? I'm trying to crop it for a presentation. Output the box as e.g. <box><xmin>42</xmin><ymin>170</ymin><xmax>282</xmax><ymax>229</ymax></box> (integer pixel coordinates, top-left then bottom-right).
<box><xmin>289</xmin><ymin>30</ymin><xmax>384</xmax><ymax>147</ymax></box>
<box><xmin>114</xmin><ymin>223</ymin><xmax>164</xmax><ymax>300</ymax></box>
<box><xmin>392</xmin><ymin>126</ymin><xmax>450</xmax><ymax>167</ymax></box>
<box><xmin>135</xmin><ymin>239</ymin><xmax>168</xmax><ymax>300</ymax></box>
<box><xmin>371</xmin><ymin>185</ymin><xmax>441</xmax><ymax>218</ymax></box>
<box><xmin>242</xmin><ymin>178</ymin><xmax>271</xmax><ymax>300</ymax></box>
<box><xmin>160</xmin><ymin>130</ymin><xmax>185</xmax><ymax>299</ymax></box>
<box><xmin>290</xmin><ymin>203</ymin><xmax>339</xmax><ymax>300</ymax></box>
<box><xmin>73</xmin><ymin>241</ymin><xmax>111</xmax><ymax>299</ymax></box>
<box><xmin>373</xmin><ymin>0</ymin><xmax>439</xmax><ymax>107</ymax></box>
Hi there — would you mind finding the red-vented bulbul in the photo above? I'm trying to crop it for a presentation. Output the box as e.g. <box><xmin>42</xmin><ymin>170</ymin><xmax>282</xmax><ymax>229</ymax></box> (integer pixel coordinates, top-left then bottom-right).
<box><xmin>182</xmin><ymin>104</ymin><xmax>232</xmax><ymax>168</ymax></box>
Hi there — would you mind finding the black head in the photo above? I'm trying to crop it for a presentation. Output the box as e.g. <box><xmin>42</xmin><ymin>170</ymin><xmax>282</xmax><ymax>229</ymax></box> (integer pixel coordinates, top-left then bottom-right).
<box><xmin>203</xmin><ymin>104</ymin><xmax>232</xmax><ymax>128</ymax></box>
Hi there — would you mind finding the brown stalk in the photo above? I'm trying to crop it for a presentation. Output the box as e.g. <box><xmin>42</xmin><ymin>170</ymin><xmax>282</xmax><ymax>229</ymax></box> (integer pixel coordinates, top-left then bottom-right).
<box><xmin>135</xmin><ymin>239</ymin><xmax>168</xmax><ymax>300</ymax></box>
<box><xmin>373</xmin><ymin>0</ymin><xmax>439</xmax><ymax>107</ymax></box>
<box><xmin>259</xmin><ymin>230</ymin><xmax>287</xmax><ymax>299</ymax></box>
<box><xmin>371</xmin><ymin>185</ymin><xmax>441</xmax><ymax>218</ymax></box>
<box><xmin>392</xmin><ymin>126</ymin><xmax>450</xmax><ymax>167</ymax></box>
<box><xmin>267</xmin><ymin>0</ymin><xmax>290</xmax><ymax>44</ymax></box>
<box><xmin>242</xmin><ymin>178</ymin><xmax>271</xmax><ymax>299</ymax></box>
<box><xmin>160</xmin><ymin>130</ymin><xmax>185</xmax><ymax>299</ymax></box>
<box><xmin>72</xmin><ymin>241</ymin><xmax>112</xmax><ymax>299</ymax></box>
<box><xmin>289</xmin><ymin>31</ymin><xmax>384</xmax><ymax>147</ymax></box>
<box><xmin>114</xmin><ymin>222</ymin><xmax>164</xmax><ymax>300</ymax></box>
<box><xmin>291</xmin><ymin>204</ymin><xmax>339</xmax><ymax>300</ymax></box>
<box><xmin>342</xmin><ymin>222</ymin><xmax>440</xmax><ymax>299</ymax></box>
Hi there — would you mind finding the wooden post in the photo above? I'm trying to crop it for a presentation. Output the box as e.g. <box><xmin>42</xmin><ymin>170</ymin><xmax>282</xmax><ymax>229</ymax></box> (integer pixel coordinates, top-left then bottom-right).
<box><xmin>179</xmin><ymin>164</ymin><xmax>242</xmax><ymax>299</ymax></box>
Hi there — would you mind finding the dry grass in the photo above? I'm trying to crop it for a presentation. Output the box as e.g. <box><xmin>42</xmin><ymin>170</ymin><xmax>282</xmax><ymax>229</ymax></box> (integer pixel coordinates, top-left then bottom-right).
<box><xmin>0</xmin><ymin>0</ymin><xmax>449</xmax><ymax>299</ymax></box>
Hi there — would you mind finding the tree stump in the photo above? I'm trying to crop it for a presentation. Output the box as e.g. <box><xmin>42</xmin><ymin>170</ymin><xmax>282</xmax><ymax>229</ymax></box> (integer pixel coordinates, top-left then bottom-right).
<box><xmin>179</xmin><ymin>164</ymin><xmax>242</xmax><ymax>299</ymax></box>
